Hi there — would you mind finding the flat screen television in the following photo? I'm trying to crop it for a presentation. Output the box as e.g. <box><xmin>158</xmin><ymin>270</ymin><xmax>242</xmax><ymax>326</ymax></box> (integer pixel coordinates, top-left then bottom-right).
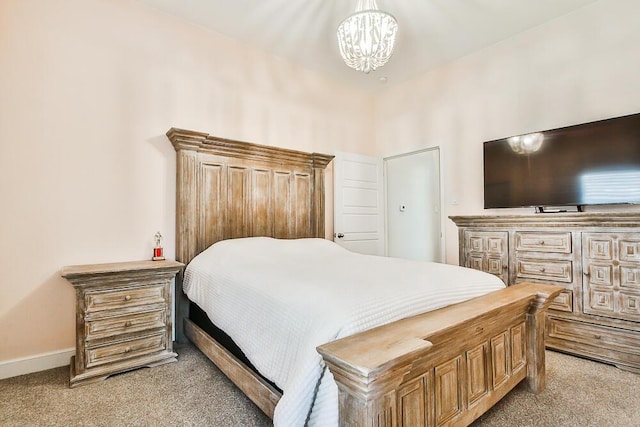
<box><xmin>483</xmin><ymin>112</ymin><xmax>640</xmax><ymax>209</ymax></box>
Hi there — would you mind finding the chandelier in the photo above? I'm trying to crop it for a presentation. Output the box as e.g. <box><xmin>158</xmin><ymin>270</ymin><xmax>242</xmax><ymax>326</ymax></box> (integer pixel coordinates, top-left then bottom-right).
<box><xmin>336</xmin><ymin>0</ymin><xmax>398</xmax><ymax>74</ymax></box>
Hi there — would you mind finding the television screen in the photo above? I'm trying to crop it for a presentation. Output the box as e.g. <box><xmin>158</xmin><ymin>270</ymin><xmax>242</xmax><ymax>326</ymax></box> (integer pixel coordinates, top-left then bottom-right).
<box><xmin>484</xmin><ymin>112</ymin><xmax>640</xmax><ymax>209</ymax></box>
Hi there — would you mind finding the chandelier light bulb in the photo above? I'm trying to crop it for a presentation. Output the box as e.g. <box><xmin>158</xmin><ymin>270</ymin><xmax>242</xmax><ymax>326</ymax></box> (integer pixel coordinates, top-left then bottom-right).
<box><xmin>337</xmin><ymin>0</ymin><xmax>398</xmax><ymax>74</ymax></box>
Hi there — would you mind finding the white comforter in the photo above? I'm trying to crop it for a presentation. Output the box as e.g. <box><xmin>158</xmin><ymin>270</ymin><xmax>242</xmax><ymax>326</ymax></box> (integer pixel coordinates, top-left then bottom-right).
<box><xmin>183</xmin><ymin>237</ymin><xmax>505</xmax><ymax>426</ymax></box>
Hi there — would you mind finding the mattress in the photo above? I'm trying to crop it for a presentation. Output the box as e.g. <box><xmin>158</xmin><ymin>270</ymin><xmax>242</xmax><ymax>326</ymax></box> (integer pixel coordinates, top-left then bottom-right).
<box><xmin>183</xmin><ymin>237</ymin><xmax>505</xmax><ymax>426</ymax></box>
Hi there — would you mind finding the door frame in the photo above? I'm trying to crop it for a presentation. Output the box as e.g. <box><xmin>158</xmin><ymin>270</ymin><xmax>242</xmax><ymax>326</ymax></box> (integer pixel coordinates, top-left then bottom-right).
<box><xmin>383</xmin><ymin>146</ymin><xmax>446</xmax><ymax>263</ymax></box>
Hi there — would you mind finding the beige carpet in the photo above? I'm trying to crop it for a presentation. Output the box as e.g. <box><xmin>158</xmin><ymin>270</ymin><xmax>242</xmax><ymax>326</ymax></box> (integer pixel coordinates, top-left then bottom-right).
<box><xmin>0</xmin><ymin>343</ymin><xmax>638</xmax><ymax>426</ymax></box>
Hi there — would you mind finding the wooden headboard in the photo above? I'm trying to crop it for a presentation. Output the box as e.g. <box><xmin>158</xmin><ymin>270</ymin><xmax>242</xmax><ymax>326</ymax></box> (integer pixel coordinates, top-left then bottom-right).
<box><xmin>167</xmin><ymin>127</ymin><xmax>334</xmax><ymax>340</ymax></box>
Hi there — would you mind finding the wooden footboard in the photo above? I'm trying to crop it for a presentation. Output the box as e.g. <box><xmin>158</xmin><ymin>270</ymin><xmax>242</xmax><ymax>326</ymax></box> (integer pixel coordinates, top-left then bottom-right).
<box><xmin>317</xmin><ymin>282</ymin><xmax>561</xmax><ymax>427</ymax></box>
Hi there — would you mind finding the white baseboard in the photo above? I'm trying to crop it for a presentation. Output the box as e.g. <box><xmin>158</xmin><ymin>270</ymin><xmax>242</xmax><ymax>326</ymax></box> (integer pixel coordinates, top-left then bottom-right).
<box><xmin>0</xmin><ymin>348</ymin><xmax>74</xmax><ymax>380</ymax></box>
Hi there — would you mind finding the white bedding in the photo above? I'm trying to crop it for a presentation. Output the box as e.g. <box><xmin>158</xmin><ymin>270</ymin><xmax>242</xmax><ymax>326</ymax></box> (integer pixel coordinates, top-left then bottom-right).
<box><xmin>183</xmin><ymin>237</ymin><xmax>505</xmax><ymax>426</ymax></box>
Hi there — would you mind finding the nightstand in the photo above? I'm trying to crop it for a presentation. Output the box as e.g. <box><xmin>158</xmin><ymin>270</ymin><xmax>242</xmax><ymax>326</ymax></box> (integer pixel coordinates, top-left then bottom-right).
<box><xmin>61</xmin><ymin>260</ymin><xmax>184</xmax><ymax>388</ymax></box>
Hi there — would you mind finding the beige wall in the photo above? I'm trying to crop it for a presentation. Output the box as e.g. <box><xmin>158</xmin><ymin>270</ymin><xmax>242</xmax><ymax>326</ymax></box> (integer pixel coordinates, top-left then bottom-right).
<box><xmin>372</xmin><ymin>0</ymin><xmax>640</xmax><ymax>264</ymax></box>
<box><xmin>0</xmin><ymin>0</ymin><xmax>371</xmax><ymax>361</ymax></box>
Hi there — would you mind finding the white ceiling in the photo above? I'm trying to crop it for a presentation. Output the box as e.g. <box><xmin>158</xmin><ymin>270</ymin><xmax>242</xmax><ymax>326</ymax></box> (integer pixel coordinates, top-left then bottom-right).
<box><xmin>138</xmin><ymin>0</ymin><xmax>599</xmax><ymax>92</ymax></box>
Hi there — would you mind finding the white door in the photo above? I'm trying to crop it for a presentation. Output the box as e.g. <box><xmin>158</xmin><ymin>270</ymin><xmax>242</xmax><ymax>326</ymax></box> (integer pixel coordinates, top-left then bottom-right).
<box><xmin>384</xmin><ymin>148</ymin><xmax>443</xmax><ymax>262</ymax></box>
<box><xmin>333</xmin><ymin>152</ymin><xmax>384</xmax><ymax>255</ymax></box>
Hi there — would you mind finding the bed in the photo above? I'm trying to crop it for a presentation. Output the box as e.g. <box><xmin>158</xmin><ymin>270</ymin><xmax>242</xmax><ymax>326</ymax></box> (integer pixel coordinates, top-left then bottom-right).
<box><xmin>167</xmin><ymin>127</ymin><xmax>561</xmax><ymax>427</ymax></box>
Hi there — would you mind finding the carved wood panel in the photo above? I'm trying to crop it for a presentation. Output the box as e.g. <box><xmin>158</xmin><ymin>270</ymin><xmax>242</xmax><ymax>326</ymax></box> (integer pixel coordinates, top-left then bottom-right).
<box><xmin>619</xmin><ymin>240</ymin><xmax>640</xmax><ymax>262</ymax></box>
<box><xmin>370</xmin><ymin>392</ymin><xmax>396</xmax><ymax>427</ymax></box>
<box><xmin>510</xmin><ymin>323</ymin><xmax>526</xmax><ymax>373</ymax></box>
<box><xmin>583</xmin><ymin>233</ymin><xmax>640</xmax><ymax>322</ymax></box>
<box><xmin>469</xmin><ymin>236</ymin><xmax>483</xmax><ymax>253</ymax></box>
<box><xmin>620</xmin><ymin>293</ymin><xmax>640</xmax><ymax>316</ymax></box>
<box><xmin>466</xmin><ymin>343</ymin><xmax>488</xmax><ymax>407</ymax></box>
<box><xmin>227</xmin><ymin>166</ymin><xmax>249</xmax><ymax>239</ymax></box>
<box><xmin>469</xmin><ymin>256</ymin><xmax>483</xmax><ymax>272</ymax></box>
<box><xmin>294</xmin><ymin>172</ymin><xmax>312</xmax><ymax>236</ymax></box>
<box><xmin>392</xmin><ymin>323</ymin><xmax>528</xmax><ymax>427</ymax></box>
<box><xmin>588</xmin><ymin>264</ymin><xmax>613</xmax><ymax>286</ymax></box>
<box><xmin>274</xmin><ymin>171</ymin><xmax>292</xmax><ymax>238</ymax></box>
<box><xmin>490</xmin><ymin>332</ymin><xmax>510</xmax><ymax>388</ymax></box>
<box><xmin>201</xmin><ymin>163</ymin><xmax>225</xmax><ymax>252</ymax></box>
<box><xmin>252</xmin><ymin>168</ymin><xmax>273</xmax><ymax>237</ymax></box>
<box><xmin>463</xmin><ymin>231</ymin><xmax>508</xmax><ymax>284</ymax></box>
<box><xmin>170</xmin><ymin>130</ymin><xmax>332</xmax><ymax>262</ymax></box>
<box><xmin>434</xmin><ymin>356</ymin><xmax>463</xmax><ymax>425</ymax></box>
<box><xmin>621</xmin><ymin>266</ymin><xmax>640</xmax><ymax>287</ymax></box>
<box><xmin>487</xmin><ymin>237</ymin><xmax>506</xmax><ymax>255</ymax></box>
<box><xmin>486</xmin><ymin>257</ymin><xmax>504</xmax><ymax>276</ymax></box>
<box><xmin>549</xmin><ymin>290</ymin><xmax>573</xmax><ymax>312</ymax></box>
<box><xmin>197</xmin><ymin>165</ymin><xmax>317</xmax><ymax>247</ymax></box>
<box><xmin>397</xmin><ymin>376</ymin><xmax>427</xmax><ymax>427</ymax></box>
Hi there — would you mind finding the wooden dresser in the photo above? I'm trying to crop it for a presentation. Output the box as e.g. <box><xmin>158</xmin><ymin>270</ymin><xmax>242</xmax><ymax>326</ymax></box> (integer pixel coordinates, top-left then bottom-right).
<box><xmin>62</xmin><ymin>260</ymin><xmax>184</xmax><ymax>387</ymax></box>
<box><xmin>450</xmin><ymin>213</ymin><xmax>640</xmax><ymax>373</ymax></box>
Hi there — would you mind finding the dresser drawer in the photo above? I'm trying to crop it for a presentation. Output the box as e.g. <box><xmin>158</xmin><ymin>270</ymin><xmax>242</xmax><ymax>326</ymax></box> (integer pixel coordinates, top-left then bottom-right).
<box><xmin>516</xmin><ymin>259</ymin><xmax>572</xmax><ymax>283</ymax></box>
<box><xmin>547</xmin><ymin>316</ymin><xmax>640</xmax><ymax>355</ymax></box>
<box><xmin>85</xmin><ymin>284</ymin><xmax>166</xmax><ymax>312</ymax></box>
<box><xmin>86</xmin><ymin>309</ymin><xmax>166</xmax><ymax>341</ymax></box>
<box><xmin>549</xmin><ymin>290</ymin><xmax>573</xmax><ymax>312</ymax></box>
<box><xmin>515</xmin><ymin>232</ymin><xmax>571</xmax><ymax>253</ymax></box>
<box><xmin>85</xmin><ymin>333</ymin><xmax>167</xmax><ymax>368</ymax></box>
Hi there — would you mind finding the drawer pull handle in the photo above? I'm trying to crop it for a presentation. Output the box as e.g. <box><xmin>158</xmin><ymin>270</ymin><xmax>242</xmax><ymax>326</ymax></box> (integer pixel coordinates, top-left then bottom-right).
<box><xmin>539</xmin><ymin>240</ymin><xmax>545</xmax><ymax>245</ymax></box>
<box><xmin>124</xmin><ymin>295</ymin><xmax>132</xmax><ymax>301</ymax></box>
<box><xmin>539</xmin><ymin>268</ymin><xmax>546</xmax><ymax>273</ymax></box>
<box><xmin>584</xmin><ymin>271</ymin><xmax>590</xmax><ymax>276</ymax></box>
<box><xmin>124</xmin><ymin>347</ymin><xmax>131</xmax><ymax>353</ymax></box>
<box><xmin>594</xmin><ymin>335</ymin><xmax>601</xmax><ymax>340</ymax></box>
<box><xmin>124</xmin><ymin>321</ymin><xmax>132</xmax><ymax>327</ymax></box>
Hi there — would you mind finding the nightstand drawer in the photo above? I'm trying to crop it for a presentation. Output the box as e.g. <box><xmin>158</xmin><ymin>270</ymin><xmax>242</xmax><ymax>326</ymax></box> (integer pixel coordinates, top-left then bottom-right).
<box><xmin>85</xmin><ymin>333</ymin><xmax>167</xmax><ymax>368</ymax></box>
<box><xmin>86</xmin><ymin>309</ymin><xmax>166</xmax><ymax>341</ymax></box>
<box><xmin>515</xmin><ymin>232</ymin><xmax>572</xmax><ymax>253</ymax></box>
<box><xmin>85</xmin><ymin>285</ymin><xmax>165</xmax><ymax>312</ymax></box>
<box><xmin>516</xmin><ymin>259</ymin><xmax>572</xmax><ymax>283</ymax></box>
